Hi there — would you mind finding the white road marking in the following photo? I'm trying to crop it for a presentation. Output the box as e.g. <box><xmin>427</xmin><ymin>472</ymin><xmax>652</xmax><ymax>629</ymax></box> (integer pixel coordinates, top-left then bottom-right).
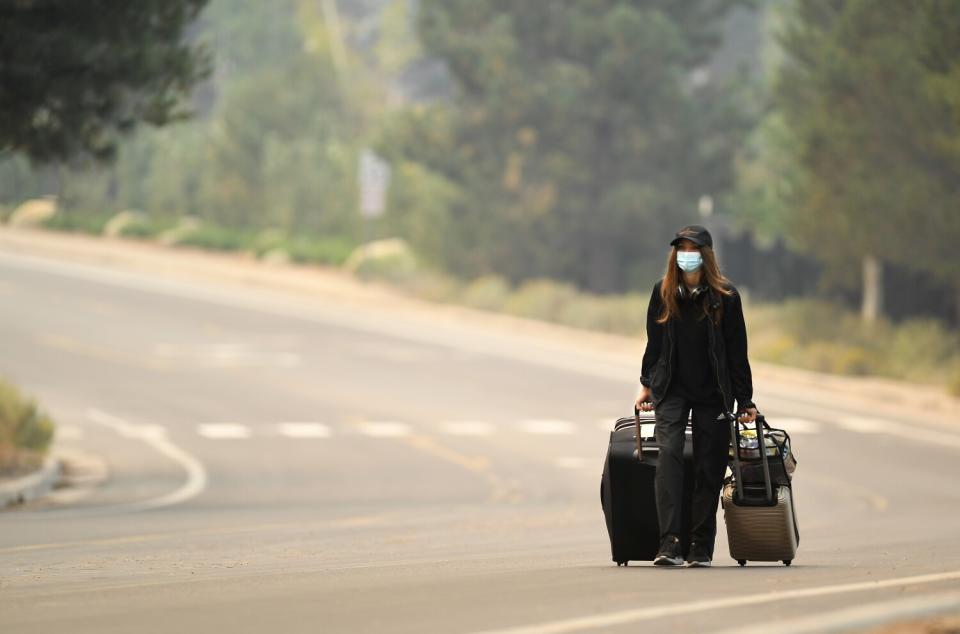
<box><xmin>835</xmin><ymin>415</ymin><xmax>960</xmax><ymax>450</ymax></box>
<box><xmin>554</xmin><ymin>456</ymin><xmax>588</xmax><ymax>469</ymax></box>
<box><xmin>712</xmin><ymin>591</ymin><xmax>960</xmax><ymax>634</ymax></box>
<box><xmin>55</xmin><ymin>424</ymin><xmax>86</xmax><ymax>440</ymax></box>
<box><xmin>771</xmin><ymin>417</ymin><xmax>821</xmax><ymax>434</ymax></box>
<box><xmin>86</xmin><ymin>408</ymin><xmax>208</xmax><ymax>512</ymax></box>
<box><xmin>358</xmin><ymin>421</ymin><xmax>412</xmax><ymax>438</ymax></box>
<box><xmin>153</xmin><ymin>343</ymin><xmax>301</xmax><ymax>368</ymax></box>
<box><xmin>519</xmin><ymin>419</ymin><xmax>577</xmax><ymax>435</ymax></box>
<box><xmin>836</xmin><ymin>415</ymin><xmax>890</xmax><ymax>434</ymax></box>
<box><xmin>471</xmin><ymin>569</ymin><xmax>960</xmax><ymax>634</ymax></box>
<box><xmin>441</xmin><ymin>421</ymin><xmax>496</xmax><ymax>436</ymax></box>
<box><xmin>277</xmin><ymin>422</ymin><xmax>332</xmax><ymax>438</ymax></box>
<box><xmin>197</xmin><ymin>423</ymin><xmax>252</xmax><ymax>439</ymax></box>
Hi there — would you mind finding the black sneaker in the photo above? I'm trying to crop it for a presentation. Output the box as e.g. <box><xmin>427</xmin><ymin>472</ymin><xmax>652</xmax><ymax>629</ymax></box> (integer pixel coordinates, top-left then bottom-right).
<box><xmin>685</xmin><ymin>542</ymin><xmax>712</xmax><ymax>568</ymax></box>
<box><xmin>653</xmin><ymin>535</ymin><xmax>683</xmax><ymax>566</ymax></box>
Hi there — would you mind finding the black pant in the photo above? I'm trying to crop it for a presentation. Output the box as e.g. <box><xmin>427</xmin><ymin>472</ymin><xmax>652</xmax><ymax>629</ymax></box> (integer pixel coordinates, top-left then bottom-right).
<box><xmin>654</xmin><ymin>392</ymin><xmax>729</xmax><ymax>556</ymax></box>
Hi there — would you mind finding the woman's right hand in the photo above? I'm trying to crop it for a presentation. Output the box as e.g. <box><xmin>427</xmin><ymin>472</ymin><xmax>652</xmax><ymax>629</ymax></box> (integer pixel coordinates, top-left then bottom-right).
<box><xmin>635</xmin><ymin>386</ymin><xmax>654</xmax><ymax>412</ymax></box>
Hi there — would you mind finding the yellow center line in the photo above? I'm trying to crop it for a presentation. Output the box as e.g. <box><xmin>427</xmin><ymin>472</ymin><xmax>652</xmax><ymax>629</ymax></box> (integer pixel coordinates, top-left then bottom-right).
<box><xmin>0</xmin><ymin>516</ymin><xmax>386</xmax><ymax>554</ymax></box>
<box><xmin>36</xmin><ymin>333</ymin><xmax>171</xmax><ymax>372</ymax></box>
<box><xmin>402</xmin><ymin>434</ymin><xmax>491</xmax><ymax>473</ymax></box>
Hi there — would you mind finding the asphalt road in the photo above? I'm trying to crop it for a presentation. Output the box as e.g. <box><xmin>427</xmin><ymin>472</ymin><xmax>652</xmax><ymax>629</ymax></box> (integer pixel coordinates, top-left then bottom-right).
<box><xmin>1</xmin><ymin>248</ymin><xmax>959</xmax><ymax>633</ymax></box>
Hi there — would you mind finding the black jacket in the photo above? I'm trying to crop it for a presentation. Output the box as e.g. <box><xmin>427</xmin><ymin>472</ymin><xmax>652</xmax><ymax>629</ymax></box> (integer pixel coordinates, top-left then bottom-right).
<box><xmin>640</xmin><ymin>280</ymin><xmax>754</xmax><ymax>413</ymax></box>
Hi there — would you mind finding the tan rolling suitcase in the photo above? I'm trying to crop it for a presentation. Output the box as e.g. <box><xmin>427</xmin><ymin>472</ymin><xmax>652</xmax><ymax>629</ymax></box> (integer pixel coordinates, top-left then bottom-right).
<box><xmin>722</xmin><ymin>416</ymin><xmax>799</xmax><ymax>566</ymax></box>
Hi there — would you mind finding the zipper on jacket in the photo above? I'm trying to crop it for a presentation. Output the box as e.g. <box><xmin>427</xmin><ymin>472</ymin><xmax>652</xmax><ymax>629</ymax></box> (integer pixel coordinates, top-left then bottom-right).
<box><xmin>708</xmin><ymin>312</ymin><xmax>730</xmax><ymax>412</ymax></box>
<box><xmin>660</xmin><ymin>323</ymin><xmax>673</xmax><ymax>407</ymax></box>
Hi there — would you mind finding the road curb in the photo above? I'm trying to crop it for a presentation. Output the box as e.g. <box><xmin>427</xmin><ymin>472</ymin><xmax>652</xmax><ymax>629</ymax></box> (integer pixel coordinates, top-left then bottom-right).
<box><xmin>0</xmin><ymin>456</ymin><xmax>62</xmax><ymax>508</ymax></box>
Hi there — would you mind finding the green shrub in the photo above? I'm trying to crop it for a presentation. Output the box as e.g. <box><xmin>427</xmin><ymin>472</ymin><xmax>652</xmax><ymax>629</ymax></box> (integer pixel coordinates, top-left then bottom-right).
<box><xmin>460</xmin><ymin>275</ymin><xmax>512</xmax><ymax>312</ymax></box>
<box><xmin>557</xmin><ymin>293</ymin><xmax>647</xmax><ymax>336</ymax></box>
<box><xmin>880</xmin><ymin>319</ymin><xmax>959</xmax><ymax>381</ymax></box>
<box><xmin>177</xmin><ymin>225</ymin><xmax>255</xmax><ymax>252</ymax></box>
<box><xmin>119</xmin><ymin>216</ymin><xmax>175</xmax><ymax>240</ymax></box>
<box><xmin>285</xmin><ymin>235</ymin><xmax>356</xmax><ymax>266</ymax></box>
<box><xmin>251</xmin><ymin>229</ymin><xmax>286</xmax><ymax>257</ymax></box>
<box><xmin>748</xmin><ymin>298</ymin><xmax>960</xmax><ymax>388</ymax></box>
<box><xmin>949</xmin><ymin>368</ymin><xmax>960</xmax><ymax>397</ymax></box>
<box><xmin>400</xmin><ymin>270</ymin><xmax>462</xmax><ymax>303</ymax></box>
<box><xmin>42</xmin><ymin>211</ymin><xmax>111</xmax><ymax>234</ymax></box>
<box><xmin>504</xmin><ymin>279</ymin><xmax>579</xmax><ymax>321</ymax></box>
<box><xmin>0</xmin><ymin>379</ymin><xmax>54</xmax><ymax>476</ymax></box>
<box><xmin>347</xmin><ymin>243</ymin><xmax>419</xmax><ymax>283</ymax></box>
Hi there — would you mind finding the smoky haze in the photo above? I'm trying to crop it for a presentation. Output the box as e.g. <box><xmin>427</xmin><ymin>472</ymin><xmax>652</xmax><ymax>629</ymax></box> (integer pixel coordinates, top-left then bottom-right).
<box><xmin>1</xmin><ymin>2</ymin><xmax>960</xmax><ymax>632</ymax></box>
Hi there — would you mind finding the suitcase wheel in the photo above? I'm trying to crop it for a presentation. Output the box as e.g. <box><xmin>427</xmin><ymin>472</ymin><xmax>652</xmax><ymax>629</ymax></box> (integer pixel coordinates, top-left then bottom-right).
<box><xmin>783</xmin><ymin>560</ymin><xmax>792</xmax><ymax>566</ymax></box>
<box><xmin>738</xmin><ymin>559</ymin><xmax>747</xmax><ymax>567</ymax></box>
<box><xmin>616</xmin><ymin>561</ymin><xmax>628</xmax><ymax>567</ymax></box>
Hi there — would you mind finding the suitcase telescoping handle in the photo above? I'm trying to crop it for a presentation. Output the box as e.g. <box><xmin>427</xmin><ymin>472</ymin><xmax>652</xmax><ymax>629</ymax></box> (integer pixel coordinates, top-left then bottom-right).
<box><xmin>633</xmin><ymin>407</ymin><xmax>644</xmax><ymax>462</ymax></box>
<box><xmin>729</xmin><ymin>412</ymin><xmax>774</xmax><ymax>504</ymax></box>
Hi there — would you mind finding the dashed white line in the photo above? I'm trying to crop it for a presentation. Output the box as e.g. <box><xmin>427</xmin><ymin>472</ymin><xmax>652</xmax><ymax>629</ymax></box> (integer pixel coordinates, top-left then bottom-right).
<box><xmin>358</xmin><ymin>421</ymin><xmax>412</xmax><ymax>438</ymax></box>
<box><xmin>771</xmin><ymin>417</ymin><xmax>821</xmax><ymax>434</ymax></box>
<box><xmin>197</xmin><ymin>423</ymin><xmax>252</xmax><ymax>439</ymax></box>
<box><xmin>836</xmin><ymin>415</ymin><xmax>960</xmax><ymax>450</ymax></box>
<box><xmin>441</xmin><ymin>421</ymin><xmax>496</xmax><ymax>436</ymax></box>
<box><xmin>277</xmin><ymin>422</ymin><xmax>332</xmax><ymax>438</ymax></box>
<box><xmin>519</xmin><ymin>419</ymin><xmax>577</xmax><ymax>435</ymax></box>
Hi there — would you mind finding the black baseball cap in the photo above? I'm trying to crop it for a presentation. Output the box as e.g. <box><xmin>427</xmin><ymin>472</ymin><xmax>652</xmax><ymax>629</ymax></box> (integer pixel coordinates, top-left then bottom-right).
<box><xmin>670</xmin><ymin>225</ymin><xmax>713</xmax><ymax>248</ymax></box>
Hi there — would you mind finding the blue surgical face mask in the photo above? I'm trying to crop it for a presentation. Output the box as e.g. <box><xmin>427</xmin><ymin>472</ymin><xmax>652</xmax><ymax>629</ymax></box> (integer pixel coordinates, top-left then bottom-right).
<box><xmin>676</xmin><ymin>251</ymin><xmax>703</xmax><ymax>273</ymax></box>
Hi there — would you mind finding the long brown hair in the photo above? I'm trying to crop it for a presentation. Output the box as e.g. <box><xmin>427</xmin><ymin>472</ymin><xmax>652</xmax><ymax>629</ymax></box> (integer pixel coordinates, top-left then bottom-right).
<box><xmin>657</xmin><ymin>245</ymin><xmax>733</xmax><ymax>325</ymax></box>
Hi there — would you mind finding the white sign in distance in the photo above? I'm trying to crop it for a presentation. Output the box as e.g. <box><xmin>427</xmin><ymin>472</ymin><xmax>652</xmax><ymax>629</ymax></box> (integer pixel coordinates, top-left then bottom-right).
<box><xmin>359</xmin><ymin>149</ymin><xmax>391</xmax><ymax>218</ymax></box>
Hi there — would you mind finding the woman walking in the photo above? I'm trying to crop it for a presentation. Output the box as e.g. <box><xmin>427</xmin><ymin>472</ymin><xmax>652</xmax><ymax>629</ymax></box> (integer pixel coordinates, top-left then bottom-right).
<box><xmin>634</xmin><ymin>225</ymin><xmax>757</xmax><ymax>567</ymax></box>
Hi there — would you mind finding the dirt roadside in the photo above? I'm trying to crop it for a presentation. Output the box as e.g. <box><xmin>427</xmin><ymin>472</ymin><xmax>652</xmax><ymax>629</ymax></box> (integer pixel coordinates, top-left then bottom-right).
<box><xmin>1</xmin><ymin>226</ymin><xmax>958</xmax><ymax>425</ymax></box>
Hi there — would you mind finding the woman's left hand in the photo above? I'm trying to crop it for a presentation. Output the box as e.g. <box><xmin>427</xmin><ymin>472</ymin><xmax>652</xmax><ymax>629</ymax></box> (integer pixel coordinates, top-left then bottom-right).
<box><xmin>737</xmin><ymin>407</ymin><xmax>758</xmax><ymax>423</ymax></box>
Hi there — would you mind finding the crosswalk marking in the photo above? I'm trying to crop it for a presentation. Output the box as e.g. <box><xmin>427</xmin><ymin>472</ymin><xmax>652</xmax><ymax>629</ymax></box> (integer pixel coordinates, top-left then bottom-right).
<box><xmin>519</xmin><ymin>419</ymin><xmax>577</xmax><ymax>435</ymax></box>
<box><xmin>358</xmin><ymin>421</ymin><xmax>412</xmax><ymax>438</ymax></box>
<box><xmin>440</xmin><ymin>421</ymin><xmax>496</xmax><ymax>436</ymax></box>
<box><xmin>184</xmin><ymin>415</ymin><xmax>960</xmax><ymax>455</ymax></box>
<box><xmin>277</xmin><ymin>422</ymin><xmax>331</xmax><ymax>438</ymax></box>
<box><xmin>197</xmin><ymin>423</ymin><xmax>251</xmax><ymax>439</ymax></box>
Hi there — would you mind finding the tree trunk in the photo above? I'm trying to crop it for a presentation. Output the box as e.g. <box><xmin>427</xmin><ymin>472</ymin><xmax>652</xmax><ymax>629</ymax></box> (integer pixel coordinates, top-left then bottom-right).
<box><xmin>861</xmin><ymin>255</ymin><xmax>883</xmax><ymax>323</ymax></box>
<box><xmin>586</xmin><ymin>227</ymin><xmax>619</xmax><ymax>292</ymax></box>
<box><xmin>955</xmin><ymin>283</ymin><xmax>960</xmax><ymax>328</ymax></box>
<box><xmin>583</xmin><ymin>118</ymin><xmax>619</xmax><ymax>293</ymax></box>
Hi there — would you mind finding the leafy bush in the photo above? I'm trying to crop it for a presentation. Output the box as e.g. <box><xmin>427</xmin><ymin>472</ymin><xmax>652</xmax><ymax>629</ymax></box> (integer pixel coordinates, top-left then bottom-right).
<box><xmin>949</xmin><ymin>369</ymin><xmax>960</xmax><ymax>397</ymax></box>
<box><xmin>176</xmin><ymin>225</ymin><xmax>256</xmax><ymax>252</ymax></box>
<box><xmin>398</xmin><ymin>270</ymin><xmax>462</xmax><ymax>303</ymax></box>
<box><xmin>460</xmin><ymin>275</ymin><xmax>512</xmax><ymax>312</ymax></box>
<box><xmin>118</xmin><ymin>216</ymin><xmax>174</xmax><ymax>239</ymax></box>
<box><xmin>557</xmin><ymin>293</ymin><xmax>647</xmax><ymax>336</ymax></box>
<box><xmin>749</xmin><ymin>299</ymin><xmax>960</xmax><ymax>386</ymax></box>
<box><xmin>0</xmin><ymin>379</ymin><xmax>55</xmax><ymax>476</ymax></box>
<box><xmin>42</xmin><ymin>211</ymin><xmax>111</xmax><ymax>234</ymax></box>
<box><xmin>504</xmin><ymin>279</ymin><xmax>579</xmax><ymax>321</ymax></box>
<box><xmin>285</xmin><ymin>235</ymin><xmax>356</xmax><ymax>266</ymax></box>
<box><xmin>346</xmin><ymin>239</ymin><xmax>420</xmax><ymax>284</ymax></box>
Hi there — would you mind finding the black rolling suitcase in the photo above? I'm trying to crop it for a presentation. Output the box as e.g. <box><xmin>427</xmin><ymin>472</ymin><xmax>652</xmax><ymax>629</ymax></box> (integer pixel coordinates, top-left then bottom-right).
<box><xmin>600</xmin><ymin>409</ymin><xmax>694</xmax><ymax>565</ymax></box>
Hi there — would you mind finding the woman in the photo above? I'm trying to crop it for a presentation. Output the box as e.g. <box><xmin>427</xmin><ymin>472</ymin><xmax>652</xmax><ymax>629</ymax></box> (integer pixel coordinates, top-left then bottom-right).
<box><xmin>634</xmin><ymin>225</ymin><xmax>757</xmax><ymax>567</ymax></box>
